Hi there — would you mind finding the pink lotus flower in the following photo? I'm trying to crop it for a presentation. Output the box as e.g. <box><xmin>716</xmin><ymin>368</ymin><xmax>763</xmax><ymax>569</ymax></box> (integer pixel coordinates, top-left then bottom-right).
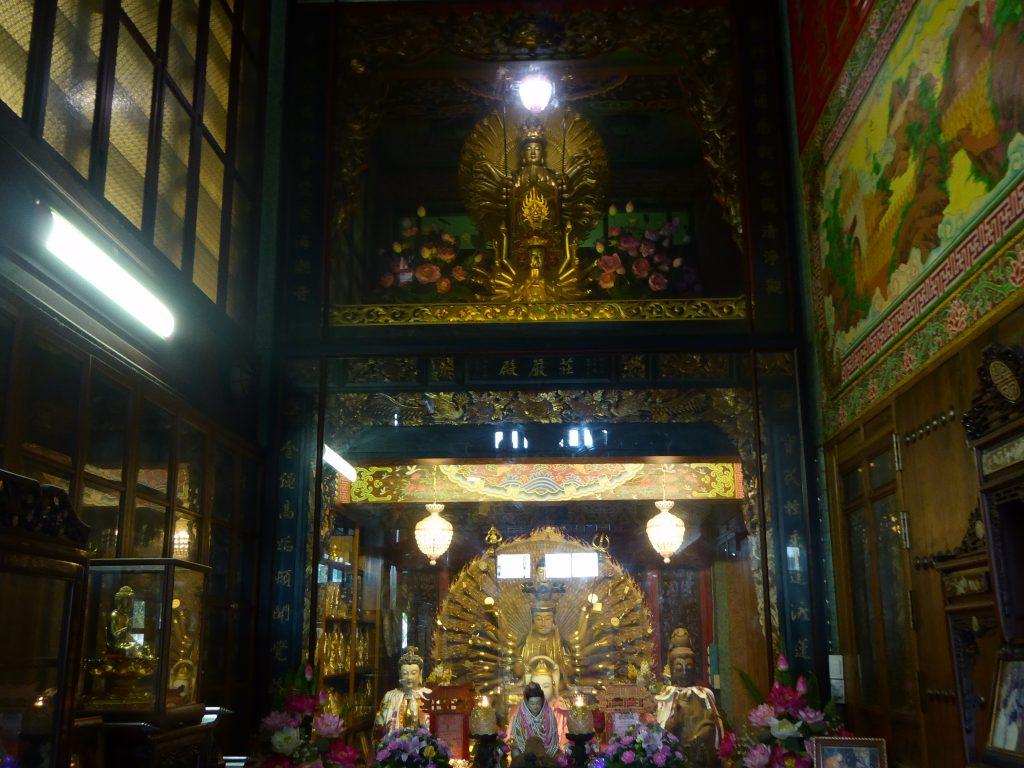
<box><xmin>312</xmin><ymin>711</ymin><xmax>345</xmax><ymax>739</ymax></box>
<box><xmin>599</xmin><ymin>271</ymin><xmax>617</xmax><ymax>289</ymax></box>
<box><xmin>768</xmin><ymin>681</ymin><xmax>805</xmax><ymax>715</ymax></box>
<box><xmin>797</xmin><ymin>707</ymin><xmax>824</xmax><ymax>725</ymax></box>
<box><xmin>599</xmin><ymin>253</ymin><xmax>624</xmax><ymax>273</ymax></box>
<box><xmin>718</xmin><ymin>731</ymin><xmax>737</xmax><ymax>759</ymax></box>
<box><xmin>632</xmin><ymin>257</ymin><xmax>651</xmax><ymax>278</ymax></box>
<box><xmin>621</xmin><ymin>750</ymin><xmax>636</xmax><ymax>764</ymax></box>
<box><xmin>329</xmin><ymin>741</ymin><xmax>360</xmax><ymax>767</ymax></box>
<box><xmin>648</xmin><ymin>273</ymin><xmax>668</xmax><ymax>291</ymax></box>
<box><xmin>305</xmin><ymin>664</ymin><xmax>314</xmax><ymax>681</ymax></box>
<box><xmin>776</xmin><ymin>655</ymin><xmax>789</xmax><ymax>672</ymax></box>
<box><xmin>743</xmin><ymin>743</ymin><xmax>771</xmax><ymax>767</ymax></box>
<box><xmin>260</xmin><ymin>710</ymin><xmax>300</xmax><ymax>733</ymax></box>
<box><xmin>748</xmin><ymin>703</ymin><xmax>776</xmax><ymax>727</ymax></box>
<box><xmin>284</xmin><ymin>694</ymin><xmax>317</xmax><ymax>716</ymax></box>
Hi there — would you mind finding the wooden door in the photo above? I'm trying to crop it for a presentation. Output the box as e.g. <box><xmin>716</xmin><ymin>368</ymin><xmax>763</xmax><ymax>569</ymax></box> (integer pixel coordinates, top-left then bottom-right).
<box><xmin>895</xmin><ymin>356</ymin><xmax>977</xmax><ymax>767</ymax></box>
<box><xmin>831</xmin><ymin>411</ymin><xmax>927</xmax><ymax>765</ymax></box>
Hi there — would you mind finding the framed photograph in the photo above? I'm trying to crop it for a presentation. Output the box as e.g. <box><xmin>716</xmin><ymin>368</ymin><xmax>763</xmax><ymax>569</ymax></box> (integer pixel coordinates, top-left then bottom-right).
<box><xmin>812</xmin><ymin>737</ymin><xmax>887</xmax><ymax>768</ymax></box>
<box><xmin>988</xmin><ymin>658</ymin><xmax>1024</xmax><ymax>759</ymax></box>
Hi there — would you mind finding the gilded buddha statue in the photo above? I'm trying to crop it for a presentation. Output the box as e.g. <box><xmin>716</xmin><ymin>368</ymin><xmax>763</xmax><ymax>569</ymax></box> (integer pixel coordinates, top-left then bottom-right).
<box><xmin>374</xmin><ymin>646</ymin><xmax>431</xmax><ymax>740</ymax></box>
<box><xmin>459</xmin><ymin>109</ymin><xmax>607</xmax><ymax>302</ymax></box>
<box><xmin>107</xmin><ymin>586</ymin><xmax>154</xmax><ymax>659</ymax></box>
<box><xmin>657</xmin><ymin>628</ymin><xmax>723</xmax><ymax>767</ymax></box>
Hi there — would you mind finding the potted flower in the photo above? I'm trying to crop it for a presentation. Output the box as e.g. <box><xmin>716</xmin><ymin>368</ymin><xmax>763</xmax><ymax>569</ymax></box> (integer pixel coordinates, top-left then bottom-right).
<box><xmin>258</xmin><ymin>666</ymin><xmax>362</xmax><ymax>768</ymax></box>
<box><xmin>373</xmin><ymin>726</ymin><xmax>453</xmax><ymax>768</ymax></box>
<box><xmin>602</xmin><ymin>723</ymin><xmax>687</xmax><ymax>768</ymax></box>
<box><xmin>718</xmin><ymin>655</ymin><xmax>845</xmax><ymax>768</ymax></box>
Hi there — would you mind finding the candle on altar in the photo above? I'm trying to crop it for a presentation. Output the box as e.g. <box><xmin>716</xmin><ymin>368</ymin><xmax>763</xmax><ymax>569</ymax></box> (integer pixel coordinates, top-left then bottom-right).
<box><xmin>470</xmin><ymin>695</ymin><xmax>498</xmax><ymax>736</ymax></box>
<box><xmin>567</xmin><ymin>696</ymin><xmax>594</xmax><ymax>735</ymax></box>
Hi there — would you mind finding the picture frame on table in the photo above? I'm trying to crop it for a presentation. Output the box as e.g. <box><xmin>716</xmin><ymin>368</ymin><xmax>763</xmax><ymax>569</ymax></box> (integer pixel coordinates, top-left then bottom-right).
<box><xmin>812</xmin><ymin>736</ymin><xmax>887</xmax><ymax>768</ymax></box>
<box><xmin>988</xmin><ymin>658</ymin><xmax>1024</xmax><ymax>761</ymax></box>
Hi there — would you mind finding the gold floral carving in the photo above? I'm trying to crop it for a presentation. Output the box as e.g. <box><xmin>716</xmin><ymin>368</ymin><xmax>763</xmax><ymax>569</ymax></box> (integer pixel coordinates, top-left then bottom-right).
<box><xmin>330</xmin><ymin>296</ymin><xmax>745</xmax><ymax>326</ymax></box>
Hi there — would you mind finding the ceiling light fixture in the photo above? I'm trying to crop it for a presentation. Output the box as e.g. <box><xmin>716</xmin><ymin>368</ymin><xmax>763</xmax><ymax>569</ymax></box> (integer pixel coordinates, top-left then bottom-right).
<box><xmin>646</xmin><ymin>467</ymin><xmax>685</xmax><ymax>563</ymax></box>
<box><xmin>44</xmin><ymin>210</ymin><xmax>175</xmax><ymax>338</ymax></box>
<box><xmin>322</xmin><ymin>444</ymin><xmax>358</xmax><ymax>482</ymax></box>
<box><xmin>518</xmin><ymin>73</ymin><xmax>553</xmax><ymax>113</ymax></box>
<box><xmin>415</xmin><ymin>468</ymin><xmax>454</xmax><ymax>565</ymax></box>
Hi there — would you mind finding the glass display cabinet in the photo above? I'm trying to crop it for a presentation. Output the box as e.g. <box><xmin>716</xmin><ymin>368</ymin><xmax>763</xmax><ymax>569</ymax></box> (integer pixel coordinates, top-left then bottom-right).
<box><xmin>79</xmin><ymin>559</ymin><xmax>209</xmax><ymax>725</ymax></box>
<box><xmin>0</xmin><ymin>469</ymin><xmax>89</xmax><ymax>768</ymax></box>
<box><xmin>315</xmin><ymin>520</ymin><xmax>383</xmax><ymax>736</ymax></box>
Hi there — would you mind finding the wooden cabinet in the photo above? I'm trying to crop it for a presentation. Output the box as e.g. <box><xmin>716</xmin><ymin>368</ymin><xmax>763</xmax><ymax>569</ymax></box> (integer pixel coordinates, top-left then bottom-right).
<box><xmin>964</xmin><ymin>343</ymin><xmax>1024</xmax><ymax>767</ymax></box>
<box><xmin>0</xmin><ymin>470</ymin><xmax>89</xmax><ymax>768</ymax></box>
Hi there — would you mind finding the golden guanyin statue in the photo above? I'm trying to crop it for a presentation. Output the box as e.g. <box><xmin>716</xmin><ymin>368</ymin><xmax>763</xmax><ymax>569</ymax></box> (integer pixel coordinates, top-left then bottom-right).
<box><xmin>430</xmin><ymin>528</ymin><xmax>652</xmax><ymax>696</ymax></box>
<box><xmin>459</xmin><ymin>109</ymin><xmax>608</xmax><ymax>301</ymax></box>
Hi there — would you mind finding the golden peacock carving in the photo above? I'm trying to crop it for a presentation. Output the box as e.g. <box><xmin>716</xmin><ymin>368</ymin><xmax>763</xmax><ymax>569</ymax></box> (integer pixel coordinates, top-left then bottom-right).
<box><xmin>431</xmin><ymin>527</ymin><xmax>653</xmax><ymax>696</ymax></box>
<box><xmin>458</xmin><ymin>108</ymin><xmax>608</xmax><ymax>302</ymax></box>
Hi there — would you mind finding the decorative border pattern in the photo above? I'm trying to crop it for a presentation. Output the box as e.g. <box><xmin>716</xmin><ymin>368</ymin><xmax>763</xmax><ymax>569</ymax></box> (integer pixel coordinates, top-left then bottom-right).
<box><xmin>330</xmin><ymin>297</ymin><xmax>746</xmax><ymax>326</ymax></box>
<box><xmin>824</xmin><ymin>230</ymin><xmax>1024</xmax><ymax>434</ymax></box>
<box><xmin>803</xmin><ymin>0</ymin><xmax>912</xmax><ymax>165</ymax></box>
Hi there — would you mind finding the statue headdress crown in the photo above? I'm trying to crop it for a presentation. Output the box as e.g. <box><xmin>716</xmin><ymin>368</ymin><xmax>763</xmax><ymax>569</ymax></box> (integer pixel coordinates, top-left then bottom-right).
<box><xmin>400</xmin><ymin>645</ymin><xmax>424</xmax><ymax>669</ymax></box>
<box><xmin>520</xmin><ymin>117</ymin><xmax>546</xmax><ymax>146</ymax></box>
<box><xmin>530</xmin><ymin>658</ymin><xmax>554</xmax><ymax>677</ymax></box>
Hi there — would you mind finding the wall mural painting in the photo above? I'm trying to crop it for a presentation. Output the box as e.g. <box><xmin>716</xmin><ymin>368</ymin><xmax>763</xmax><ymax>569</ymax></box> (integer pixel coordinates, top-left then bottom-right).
<box><xmin>806</xmin><ymin>0</ymin><xmax>1024</xmax><ymax>432</ymax></box>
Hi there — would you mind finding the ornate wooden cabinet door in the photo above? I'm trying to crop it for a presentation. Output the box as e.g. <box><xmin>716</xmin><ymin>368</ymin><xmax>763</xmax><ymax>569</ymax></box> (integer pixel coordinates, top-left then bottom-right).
<box><xmin>897</xmin><ymin>355</ymin><xmax>983</xmax><ymax>767</ymax></box>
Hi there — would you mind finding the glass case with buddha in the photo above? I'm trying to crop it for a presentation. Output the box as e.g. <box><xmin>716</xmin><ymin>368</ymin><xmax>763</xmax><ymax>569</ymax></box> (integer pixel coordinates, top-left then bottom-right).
<box><xmin>79</xmin><ymin>559</ymin><xmax>209</xmax><ymax>724</ymax></box>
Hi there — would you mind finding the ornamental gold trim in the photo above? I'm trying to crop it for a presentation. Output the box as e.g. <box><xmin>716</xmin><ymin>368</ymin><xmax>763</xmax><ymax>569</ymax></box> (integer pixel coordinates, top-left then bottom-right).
<box><xmin>329</xmin><ymin>296</ymin><xmax>746</xmax><ymax>326</ymax></box>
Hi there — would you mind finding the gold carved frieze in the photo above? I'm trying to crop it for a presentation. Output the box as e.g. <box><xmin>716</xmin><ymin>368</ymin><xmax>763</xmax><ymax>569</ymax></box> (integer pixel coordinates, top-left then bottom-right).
<box><xmin>332</xmin><ymin>388</ymin><xmax>714</xmax><ymax>428</ymax></box>
<box><xmin>330</xmin><ymin>296</ymin><xmax>745</xmax><ymax>326</ymax></box>
<box><xmin>345</xmin><ymin>461</ymin><xmax>743</xmax><ymax>504</ymax></box>
<box><xmin>344</xmin><ymin>357</ymin><xmax>418</xmax><ymax>384</ymax></box>
<box><xmin>658</xmin><ymin>353</ymin><xmax>731</xmax><ymax>380</ymax></box>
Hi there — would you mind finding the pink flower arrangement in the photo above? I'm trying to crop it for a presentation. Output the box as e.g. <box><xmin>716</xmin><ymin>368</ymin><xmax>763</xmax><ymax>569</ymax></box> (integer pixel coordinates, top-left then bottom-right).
<box><xmin>589</xmin><ymin>209</ymin><xmax>698</xmax><ymax>298</ymax></box>
<box><xmin>718</xmin><ymin>655</ymin><xmax>845</xmax><ymax>768</ymax></box>
<box><xmin>376</xmin><ymin>210</ymin><xmax>475</xmax><ymax>301</ymax></box>
<box><xmin>602</xmin><ymin>724</ymin><xmax>686</xmax><ymax>768</ymax></box>
<box><xmin>257</xmin><ymin>666</ymin><xmax>360</xmax><ymax>768</ymax></box>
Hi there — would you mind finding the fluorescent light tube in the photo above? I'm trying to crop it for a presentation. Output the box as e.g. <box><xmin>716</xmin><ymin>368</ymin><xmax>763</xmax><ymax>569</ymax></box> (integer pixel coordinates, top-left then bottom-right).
<box><xmin>322</xmin><ymin>444</ymin><xmax>357</xmax><ymax>482</ymax></box>
<box><xmin>45</xmin><ymin>210</ymin><xmax>175</xmax><ymax>338</ymax></box>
